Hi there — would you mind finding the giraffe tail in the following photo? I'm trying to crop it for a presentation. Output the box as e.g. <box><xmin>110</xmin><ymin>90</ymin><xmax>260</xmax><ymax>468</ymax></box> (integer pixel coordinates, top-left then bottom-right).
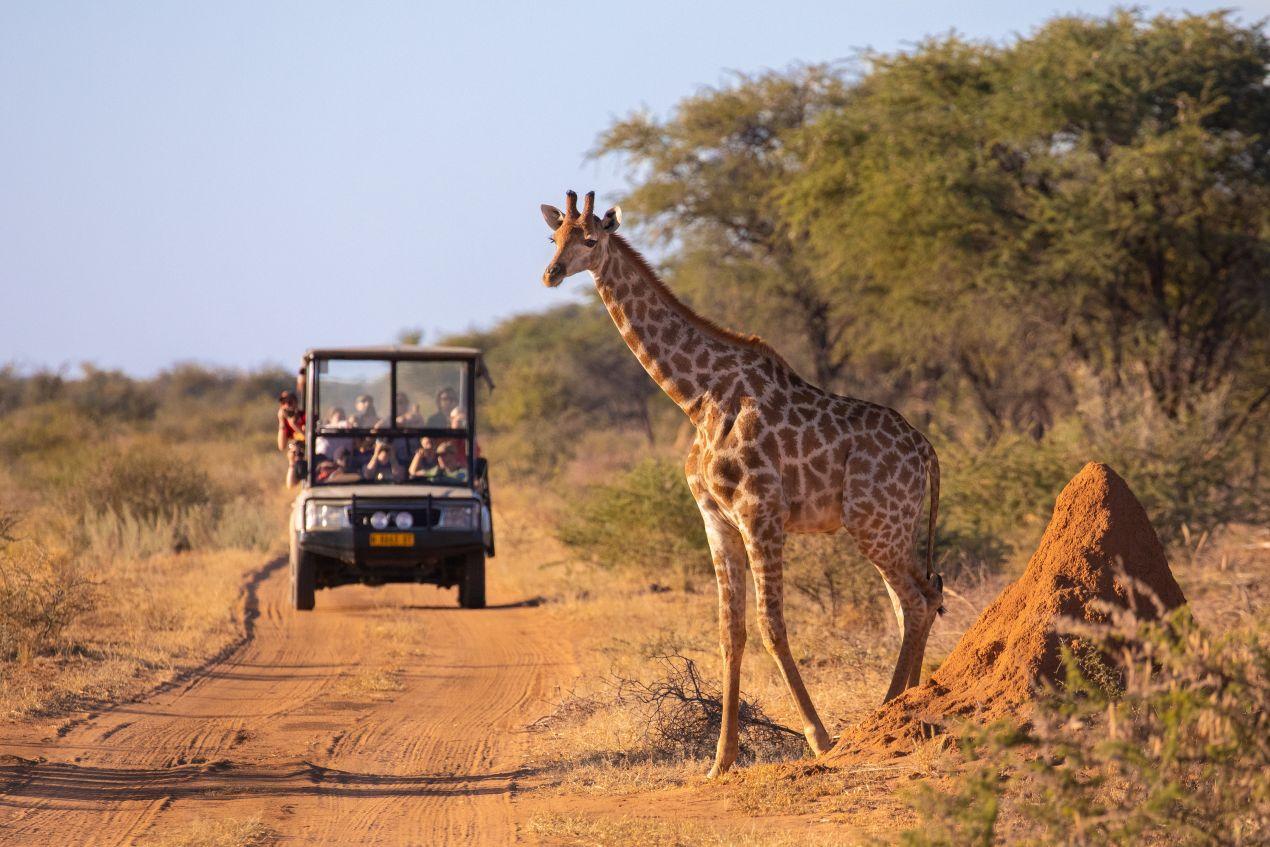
<box><xmin>926</xmin><ymin>443</ymin><xmax>944</xmax><ymax>616</ymax></box>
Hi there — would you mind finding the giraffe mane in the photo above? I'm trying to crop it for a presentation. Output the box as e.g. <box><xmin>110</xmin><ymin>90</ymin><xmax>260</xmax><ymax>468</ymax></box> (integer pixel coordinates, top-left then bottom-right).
<box><xmin>609</xmin><ymin>235</ymin><xmax>802</xmax><ymax>379</ymax></box>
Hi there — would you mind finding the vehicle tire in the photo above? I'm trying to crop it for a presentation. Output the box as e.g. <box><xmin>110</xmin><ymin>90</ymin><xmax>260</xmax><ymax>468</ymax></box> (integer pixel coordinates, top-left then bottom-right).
<box><xmin>458</xmin><ymin>554</ymin><xmax>485</xmax><ymax>609</ymax></box>
<box><xmin>290</xmin><ymin>534</ymin><xmax>316</xmax><ymax>611</ymax></box>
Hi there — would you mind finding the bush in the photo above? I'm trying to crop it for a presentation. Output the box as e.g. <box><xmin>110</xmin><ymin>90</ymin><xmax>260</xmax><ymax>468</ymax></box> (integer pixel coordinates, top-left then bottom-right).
<box><xmin>903</xmin><ymin>606</ymin><xmax>1270</xmax><ymax>845</ymax></box>
<box><xmin>784</xmin><ymin>532</ymin><xmax>890</xmax><ymax>629</ymax></box>
<box><xmin>0</xmin><ymin>518</ymin><xmax>94</xmax><ymax>663</ymax></box>
<box><xmin>933</xmin><ymin>430</ymin><xmax>1079</xmax><ymax>572</ymax></box>
<box><xmin>90</xmin><ymin>444</ymin><xmax>222</xmax><ymax>522</ymax></box>
<box><xmin>558</xmin><ymin>458</ymin><xmax>709</xmax><ymax>587</ymax></box>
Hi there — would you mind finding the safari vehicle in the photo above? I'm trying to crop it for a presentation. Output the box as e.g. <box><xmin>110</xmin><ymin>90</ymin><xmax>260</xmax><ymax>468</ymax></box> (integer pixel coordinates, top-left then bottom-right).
<box><xmin>288</xmin><ymin>346</ymin><xmax>494</xmax><ymax>611</ymax></box>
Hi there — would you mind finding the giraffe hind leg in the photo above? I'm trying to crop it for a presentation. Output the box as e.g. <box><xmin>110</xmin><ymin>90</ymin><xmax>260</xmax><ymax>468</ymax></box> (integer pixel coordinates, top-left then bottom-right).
<box><xmin>859</xmin><ymin>536</ymin><xmax>932</xmax><ymax>701</ymax></box>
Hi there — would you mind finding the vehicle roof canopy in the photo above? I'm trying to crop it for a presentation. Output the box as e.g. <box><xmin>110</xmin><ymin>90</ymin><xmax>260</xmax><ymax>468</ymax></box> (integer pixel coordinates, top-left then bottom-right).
<box><xmin>305</xmin><ymin>345</ymin><xmax>483</xmax><ymax>362</ymax></box>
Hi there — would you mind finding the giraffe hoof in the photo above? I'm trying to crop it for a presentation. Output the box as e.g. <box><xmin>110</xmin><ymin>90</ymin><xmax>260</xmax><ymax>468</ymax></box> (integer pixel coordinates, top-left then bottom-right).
<box><xmin>706</xmin><ymin>763</ymin><xmax>730</xmax><ymax>780</ymax></box>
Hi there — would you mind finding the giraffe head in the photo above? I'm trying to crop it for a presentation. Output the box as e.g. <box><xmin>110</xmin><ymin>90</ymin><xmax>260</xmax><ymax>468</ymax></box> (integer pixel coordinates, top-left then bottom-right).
<box><xmin>540</xmin><ymin>190</ymin><xmax>621</xmax><ymax>286</ymax></box>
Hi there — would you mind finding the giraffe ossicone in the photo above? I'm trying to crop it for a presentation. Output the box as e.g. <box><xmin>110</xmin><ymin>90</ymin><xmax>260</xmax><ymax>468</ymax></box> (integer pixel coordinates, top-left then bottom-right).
<box><xmin>539</xmin><ymin>190</ymin><xmax>944</xmax><ymax>777</ymax></box>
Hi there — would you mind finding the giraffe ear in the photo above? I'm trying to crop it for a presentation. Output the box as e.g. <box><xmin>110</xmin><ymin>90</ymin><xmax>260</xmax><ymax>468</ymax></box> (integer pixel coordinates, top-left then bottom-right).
<box><xmin>600</xmin><ymin>206</ymin><xmax>622</xmax><ymax>233</ymax></box>
<box><xmin>541</xmin><ymin>204</ymin><xmax>565</xmax><ymax>231</ymax></box>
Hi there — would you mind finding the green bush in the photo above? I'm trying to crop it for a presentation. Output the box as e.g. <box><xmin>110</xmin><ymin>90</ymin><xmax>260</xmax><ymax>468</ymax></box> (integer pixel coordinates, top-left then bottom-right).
<box><xmin>933</xmin><ymin>430</ymin><xmax>1079</xmax><ymax>573</ymax></box>
<box><xmin>902</xmin><ymin>609</ymin><xmax>1270</xmax><ymax>845</ymax></box>
<box><xmin>558</xmin><ymin>458</ymin><xmax>709</xmax><ymax>587</ymax></box>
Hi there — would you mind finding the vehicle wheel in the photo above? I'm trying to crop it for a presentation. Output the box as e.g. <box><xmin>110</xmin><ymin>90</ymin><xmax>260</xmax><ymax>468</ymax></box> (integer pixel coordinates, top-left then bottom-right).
<box><xmin>458</xmin><ymin>554</ymin><xmax>485</xmax><ymax>609</ymax></box>
<box><xmin>290</xmin><ymin>534</ymin><xmax>316</xmax><ymax>611</ymax></box>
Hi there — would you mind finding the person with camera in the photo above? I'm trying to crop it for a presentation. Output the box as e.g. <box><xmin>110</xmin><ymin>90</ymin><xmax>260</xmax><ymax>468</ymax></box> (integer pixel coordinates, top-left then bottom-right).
<box><xmin>276</xmin><ymin>389</ymin><xmax>306</xmax><ymax>487</ymax></box>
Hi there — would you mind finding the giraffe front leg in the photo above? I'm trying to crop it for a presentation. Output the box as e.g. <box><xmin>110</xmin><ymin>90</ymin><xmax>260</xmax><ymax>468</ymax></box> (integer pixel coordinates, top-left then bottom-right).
<box><xmin>744</xmin><ymin>520</ymin><xmax>832</xmax><ymax>756</ymax></box>
<box><xmin>700</xmin><ymin>507</ymin><xmax>747</xmax><ymax>779</ymax></box>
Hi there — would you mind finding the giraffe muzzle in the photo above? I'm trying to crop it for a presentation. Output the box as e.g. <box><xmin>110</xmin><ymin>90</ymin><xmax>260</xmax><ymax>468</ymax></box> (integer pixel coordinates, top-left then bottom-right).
<box><xmin>543</xmin><ymin>264</ymin><xmax>565</xmax><ymax>287</ymax></box>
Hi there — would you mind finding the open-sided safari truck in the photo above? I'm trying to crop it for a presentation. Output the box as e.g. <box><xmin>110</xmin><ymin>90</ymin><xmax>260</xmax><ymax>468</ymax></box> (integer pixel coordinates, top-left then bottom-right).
<box><xmin>288</xmin><ymin>346</ymin><xmax>494</xmax><ymax>610</ymax></box>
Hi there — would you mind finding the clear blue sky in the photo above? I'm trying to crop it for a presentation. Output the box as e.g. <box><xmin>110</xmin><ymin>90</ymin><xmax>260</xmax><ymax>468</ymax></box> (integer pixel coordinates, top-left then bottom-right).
<box><xmin>2</xmin><ymin>1</ymin><xmax>1265</xmax><ymax>375</ymax></box>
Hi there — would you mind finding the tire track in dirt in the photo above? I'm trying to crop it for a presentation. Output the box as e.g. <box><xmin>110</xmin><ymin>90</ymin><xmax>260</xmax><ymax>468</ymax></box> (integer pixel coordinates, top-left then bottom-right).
<box><xmin>0</xmin><ymin>558</ymin><xmax>571</xmax><ymax>845</ymax></box>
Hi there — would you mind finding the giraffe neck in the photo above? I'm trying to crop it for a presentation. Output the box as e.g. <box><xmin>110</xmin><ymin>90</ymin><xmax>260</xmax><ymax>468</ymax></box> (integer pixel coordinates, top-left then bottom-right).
<box><xmin>588</xmin><ymin>236</ymin><xmax>773</xmax><ymax>421</ymax></box>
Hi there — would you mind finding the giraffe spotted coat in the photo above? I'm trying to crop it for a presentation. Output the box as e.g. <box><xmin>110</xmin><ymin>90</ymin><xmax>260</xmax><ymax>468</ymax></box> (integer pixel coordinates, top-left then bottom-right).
<box><xmin>540</xmin><ymin>191</ymin><xmax>943</xmax><ymax>777</ymax></box>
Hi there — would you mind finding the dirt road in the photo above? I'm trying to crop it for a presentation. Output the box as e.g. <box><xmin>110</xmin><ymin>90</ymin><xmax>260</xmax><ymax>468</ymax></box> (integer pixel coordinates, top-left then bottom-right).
<box><xmin>0</xmin><ymin>558</ymin><xmax>571</xmax><ymax>845</ymax></box>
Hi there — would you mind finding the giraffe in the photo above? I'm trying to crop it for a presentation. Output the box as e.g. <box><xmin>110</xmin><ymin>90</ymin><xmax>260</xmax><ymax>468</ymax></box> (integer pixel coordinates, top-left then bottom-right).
<box><xmin>540</xmin><ymin>190</ymin><xmax>944</xmax><ymax>777</ymax></box>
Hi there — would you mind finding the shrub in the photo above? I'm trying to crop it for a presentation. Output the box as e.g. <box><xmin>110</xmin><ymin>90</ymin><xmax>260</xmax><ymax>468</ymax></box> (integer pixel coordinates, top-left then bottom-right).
<box><xmin>902</xmin><ymin>605</ymin><xmax>1270</xmax><ymax>845</ymax></box>
<box><xmin>90</xmin><ymin>444</ymin><xmax>222</xmax><ymax>522</ymax></box>
<box><xmin>932</xmin><ymin>430</ymin><xmax>1079</xmax><ymax>573</ymax></box>
<box><xmin>611</xmin><ymin>654</ymin><xmax>806</xmax><ymax>764</ymax></box>
<box><xmin>784</xmin><ymin>532</ymin><xmax>890</xmax><ymax>629</ymax></box>
<box><xmin>558</xmin><ymin>458</ymin><xmax>709</xmax><ymax>587</ymax></box>
<box><xmin>0</xmin><ymin>518</ymin><xmax>94</xmax><ymax>663</ymax></box>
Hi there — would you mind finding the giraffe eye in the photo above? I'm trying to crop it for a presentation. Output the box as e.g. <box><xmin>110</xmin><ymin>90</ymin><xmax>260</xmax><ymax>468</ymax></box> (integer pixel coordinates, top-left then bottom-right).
<box><xmin>583</xmin><ymin>238</ymin><xmax>597</xmax><ymax>248</ymax></box>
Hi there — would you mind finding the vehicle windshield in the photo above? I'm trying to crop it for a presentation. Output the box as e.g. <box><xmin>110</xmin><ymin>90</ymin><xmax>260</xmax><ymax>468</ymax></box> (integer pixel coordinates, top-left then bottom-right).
<box><xmin>308</xmin><ymin>357</ymin><xmax>474</xmax><ymax>487</ymax></box>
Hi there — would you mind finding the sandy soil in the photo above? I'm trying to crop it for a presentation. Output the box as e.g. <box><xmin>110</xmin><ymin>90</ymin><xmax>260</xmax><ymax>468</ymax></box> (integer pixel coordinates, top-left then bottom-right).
<box><xmin>0</xmin><ymin>557</ymin><xmax>573</xmax><ymax>845</ymax></box>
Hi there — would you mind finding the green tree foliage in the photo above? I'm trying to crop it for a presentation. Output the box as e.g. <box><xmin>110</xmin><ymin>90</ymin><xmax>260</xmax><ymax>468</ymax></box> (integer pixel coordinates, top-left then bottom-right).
<box><xmin>785</xmin><ymin>10</ymin><xmax>1269</xmax><ymax>433</ymax></box>
<box><xmin>594</xmin><ymin>11</ymin><xmax>1269</xmax><ymax>444</ymax></box>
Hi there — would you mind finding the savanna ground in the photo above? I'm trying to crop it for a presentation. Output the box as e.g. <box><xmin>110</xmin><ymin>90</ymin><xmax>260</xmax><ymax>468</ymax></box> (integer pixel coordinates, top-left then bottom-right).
<box><xmin>3</xmin><ymin>9</ymin><xmax>1269</xmax><ymax>845</ymax></box>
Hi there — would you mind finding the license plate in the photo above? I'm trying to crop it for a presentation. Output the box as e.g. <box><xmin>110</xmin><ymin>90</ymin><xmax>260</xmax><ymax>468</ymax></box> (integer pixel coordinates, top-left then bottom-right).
<box><xmin>369</xmin><ymin>532</ymin><xmax>414</xmax><ymax>547</ymax></box>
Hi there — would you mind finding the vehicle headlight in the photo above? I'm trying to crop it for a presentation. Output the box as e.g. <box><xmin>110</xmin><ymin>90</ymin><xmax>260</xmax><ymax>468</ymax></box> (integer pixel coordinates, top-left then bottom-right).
<box><xmin>435</xmin><ymin>502</ymin><xmax>478</xmax><ymax>530</ymax></box>
<box><xmin>370</xmin><ymin>511</ymin><xmax>390</xmax><ymax>530</ymax></box>
<box><xmin>394</xmin><ymin>511</ymin><xmax>413</xmax><ymax>529</ymax></box>
<box><xmin>305</xmin><ymin>500</ymin><xmax>351</xmax><ymax>531</ymax></box>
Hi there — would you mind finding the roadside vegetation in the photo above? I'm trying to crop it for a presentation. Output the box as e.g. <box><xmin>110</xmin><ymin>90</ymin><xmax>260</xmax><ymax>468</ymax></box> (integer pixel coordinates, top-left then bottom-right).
<box><xmin>0</xmin><ymin>364</ymin><xmax>290</xmax><ymax>720</ymax></box>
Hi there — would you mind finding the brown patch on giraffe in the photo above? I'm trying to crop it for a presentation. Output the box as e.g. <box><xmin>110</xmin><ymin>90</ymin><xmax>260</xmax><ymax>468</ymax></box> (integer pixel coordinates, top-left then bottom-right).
<box><xmin>829</xmin><ymin>463</ymin><xmax>1187</xmax><ymax>763</ymax></box>
<box><xmin>714</xmin><ymin>456</ymin><xmax>743</xmax><ymax>486</ymax></box>
<box><xmin>777</xmin><ymin>426</ymin><xmax>799</xmax><ymax>456</ymax></box>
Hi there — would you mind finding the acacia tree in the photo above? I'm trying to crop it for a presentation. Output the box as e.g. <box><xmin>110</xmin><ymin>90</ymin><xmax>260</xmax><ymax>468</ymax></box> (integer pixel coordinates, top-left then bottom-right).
<box><xmin>786</xmin><ymin>11</ymin><xmax>1270</xmax><ymax>433</ymax></box>
<box><xmin>592</xmin><ymin>66</ymin><xmax>858</xmax><ymax>390</ymax></box>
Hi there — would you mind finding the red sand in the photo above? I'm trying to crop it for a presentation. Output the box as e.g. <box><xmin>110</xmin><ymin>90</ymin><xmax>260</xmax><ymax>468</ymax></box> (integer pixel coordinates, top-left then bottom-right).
<box><xmin>830</xmin><ymin>462</ymin><xmax>1186</xmax><ymax>760</ymax></box>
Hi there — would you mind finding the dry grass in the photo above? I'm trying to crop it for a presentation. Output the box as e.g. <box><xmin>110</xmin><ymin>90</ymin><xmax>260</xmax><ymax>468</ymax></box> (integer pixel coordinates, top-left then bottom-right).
<box><xmin>144</xmin><ymin>815</ymin><xmax>275</xmax><ymax>847</ymax></box>
<box><xmin>526</xmin><ymin>811</ymin><xmax>861</xmax><ymax>846</ymax></box>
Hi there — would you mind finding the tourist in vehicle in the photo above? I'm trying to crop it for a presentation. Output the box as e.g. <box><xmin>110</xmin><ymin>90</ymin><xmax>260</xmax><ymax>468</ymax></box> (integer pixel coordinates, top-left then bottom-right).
<box><xmin>314</xmin><ymin>406</ymin><xmax>351</xmax><ymax>461</ymax></box>
<box><xmin>364</xmin><ymin>439</ymin><xmax>405</xmax><ymax>482</ymax></box>
<box><xmin>425</xmin><ymin>386</ymin><xmax>459</xmax><ymax>428</ymax></box>
<box><xmin>317</xmin><ymin>446</ymin><xmax>362</xmax><ymax>484</ymax></box>
<box><xmin>445</xmin><ymin>408</ymin><xmax>471</xmax><ymax>464</ymax></box>
<box><xmin>408</xmin><ymin>436</ymin><xmax>439</xmax><ymax>478</ymax></box>
<box><xmin>351</xmin><ymin>394</ymin><xmax>379</xmax><ymax>428</ymax></box>
<box><xmin>395</xmin><ymin>392</ymin><xmax>425</xmax><ymax>427</ymax></box>
<box><xmin>276</xmin><ymin>389</ymin><xmax>305</xmax><ymax>487</ymax></box>
<box><xmin>350</xmin><ymin>436</ymin><xmax>376</xmax><ymax>474</ymax></box>
<box><xmin>427</xmin><ymin>440</ymin><xmax>468</xmax><ymax>483</ymax></box>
